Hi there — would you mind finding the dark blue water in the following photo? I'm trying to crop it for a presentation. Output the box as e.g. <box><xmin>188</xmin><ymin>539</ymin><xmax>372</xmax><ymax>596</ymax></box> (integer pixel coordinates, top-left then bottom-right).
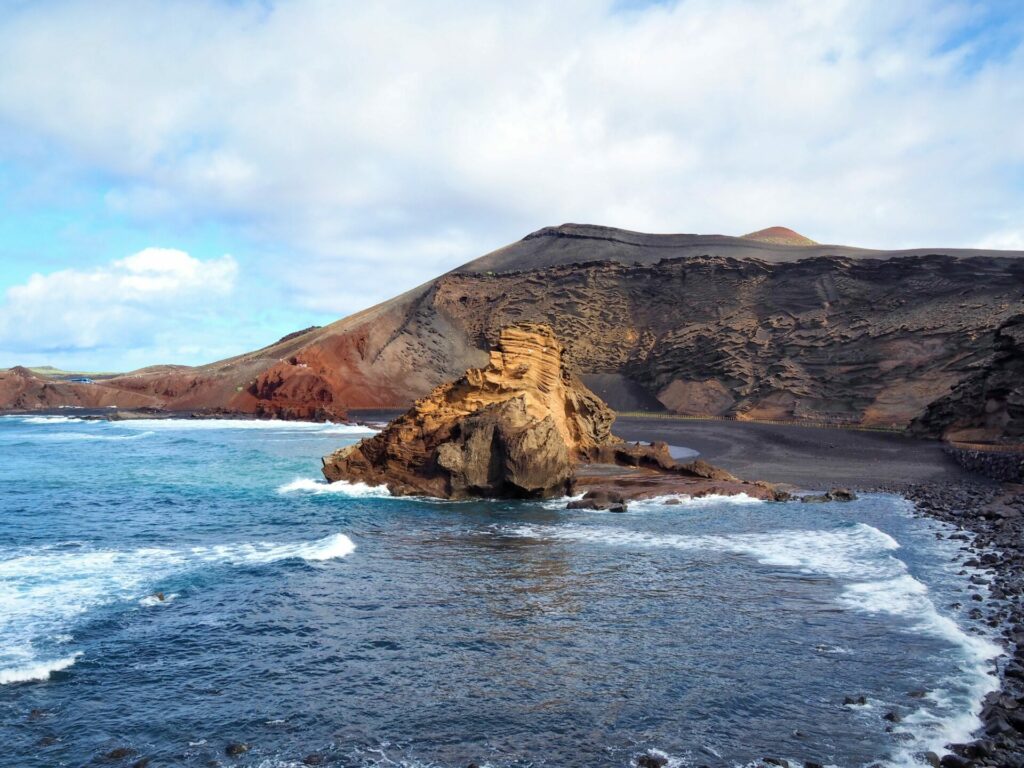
<box><xmin>0</xmin><ymin>415</ymin><xmax>1002</xmax><ymax>768</ymax></box>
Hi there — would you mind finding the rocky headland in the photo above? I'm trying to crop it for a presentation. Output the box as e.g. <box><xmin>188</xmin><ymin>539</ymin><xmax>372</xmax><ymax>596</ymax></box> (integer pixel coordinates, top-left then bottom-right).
<box><xmin>322</xmin><ymin>323</ymin><xmax>786</xmax><ymax>503</ymax></box>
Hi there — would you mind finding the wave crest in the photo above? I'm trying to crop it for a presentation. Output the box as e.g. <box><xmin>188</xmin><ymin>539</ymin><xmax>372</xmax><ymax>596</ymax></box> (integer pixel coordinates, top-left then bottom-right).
<box><xmin>277</xmin><ymin>478</ymin><xmax>391</xmax><ymax>497</ymax></box>
<box><xmin>0</xmin><ymin>653</ymin><xmax>82</xmax><ymax>685</ymax></box>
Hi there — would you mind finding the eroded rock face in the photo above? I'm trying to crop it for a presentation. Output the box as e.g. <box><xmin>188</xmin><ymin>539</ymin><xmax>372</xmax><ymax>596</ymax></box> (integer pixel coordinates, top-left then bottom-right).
<box><xmin>912</xmin><ymin>314</ymin><xmax>1024</xmax><ymax>444</ymax></box>
<box><xmin>9</xmin><ymin>225</ymin><xmax>1020</xmax><ymax>440</ymax></box>
<box><xmin>321</xmin><ymin>324</ymin><xmax>616</xmax><ymax>498</ymax></box>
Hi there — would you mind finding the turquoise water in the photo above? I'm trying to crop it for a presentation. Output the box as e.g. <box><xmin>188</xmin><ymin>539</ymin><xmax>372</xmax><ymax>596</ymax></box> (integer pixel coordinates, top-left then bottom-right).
<box><xmin>0</xmin><ymin>415</ymin><xmax>1002</xmax><ymax>767</ymax></box>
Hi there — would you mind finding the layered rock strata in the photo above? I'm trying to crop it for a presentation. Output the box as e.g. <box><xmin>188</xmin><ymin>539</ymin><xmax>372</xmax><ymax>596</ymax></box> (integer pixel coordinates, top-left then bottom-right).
<box><xmin>9</xmin><ymin>224</ymin><xmax>1021</xmax><ymax>440</ymax></box>
<box><xmin>321</xmin><ymin>324</ymin><xmax>615</xmax><ymax>498</ymax></box>
<box><xmin>322</xmin><ymin>324</ymin><xmax>788</xmax><ymax>502</ymax></box>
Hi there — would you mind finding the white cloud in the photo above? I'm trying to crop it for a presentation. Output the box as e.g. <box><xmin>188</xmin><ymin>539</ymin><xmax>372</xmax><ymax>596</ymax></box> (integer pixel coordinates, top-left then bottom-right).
<box><xmin>0</xmin><ymin>0</ymin><xmax>1021</xmax><ymax>320</ymax></box>
<box><xmin>0</xmin><ymin>249</ymin><xmax>237</xmax><ymax>356</ymax></box>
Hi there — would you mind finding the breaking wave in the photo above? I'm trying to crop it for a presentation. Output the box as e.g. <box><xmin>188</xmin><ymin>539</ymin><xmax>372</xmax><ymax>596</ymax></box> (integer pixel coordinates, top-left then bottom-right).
<box><xmin>0</xmin><ymin>532</ymin><xmax>355</xmax><ymax>685</ymax></box>
<box><xmin>503</xmin><ymin>520</ymin><xmax>1000</xmax><ymax>763</ymax></box>
<box><xmin>277</xmin><ymin>478</ymin><xmax>391</xmax><ymax>497</ymax></box>
<box><xmin>16</xmin><ymin>415</ymin><xmax>83</xmax><ymax>424</ymax></box>
<box><xmin>0</xmin><ymin>653</ymin><xmax>82</xmax><ymax>685</ymax></box>
<box><xmin>10</xmin><ymin>416</ymin><xmax>377</xmax><ymax>434</ymax></box>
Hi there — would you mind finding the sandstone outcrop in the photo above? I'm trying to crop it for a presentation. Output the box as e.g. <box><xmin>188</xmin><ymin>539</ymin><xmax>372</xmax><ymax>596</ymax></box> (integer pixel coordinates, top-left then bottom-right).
<box><xmin>321</xmin><ymin>324</ymin><xmax>791</xmax><ymax>503</ymax></box>
<box><xmin>321</xmin><ymin>324</ymin><xmax>616</xmax><ymax>498</ymax></box>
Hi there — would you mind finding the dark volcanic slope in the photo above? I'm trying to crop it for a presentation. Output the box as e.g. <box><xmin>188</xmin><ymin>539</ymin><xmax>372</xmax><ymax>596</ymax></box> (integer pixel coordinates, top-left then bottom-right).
<box><xmin>458</xmin><ymin>223</ymin><xmax>1018</xmax><ymax>271</ymax></box>
<box><xmin>4</xmin><ymin>224</ymin><xmax>1024</xmax><ymax>439</ymax></box>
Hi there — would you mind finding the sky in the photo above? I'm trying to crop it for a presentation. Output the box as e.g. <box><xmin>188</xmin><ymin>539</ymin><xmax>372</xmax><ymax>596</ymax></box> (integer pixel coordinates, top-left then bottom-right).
<box><xmin>0</xmin><ymin>0</ymin><xmax>1022</xmax><ymax>371</ymax></box>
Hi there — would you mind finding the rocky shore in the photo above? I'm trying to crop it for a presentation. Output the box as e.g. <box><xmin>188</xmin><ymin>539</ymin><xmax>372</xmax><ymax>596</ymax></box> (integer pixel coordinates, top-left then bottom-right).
<box><xmin>323</xmin><ymin>324</ymin><xmax>784</xmax><ymax>502</ymax></box>
<box><xmin>888</xmin><ymin>481</ymin><xmax>1024</xmax><ymax>767</ymax></box>
<box><xmin>608</xmin><ymin>416</ymin><xmax>1024</xmax><ymax>765</ymax></box>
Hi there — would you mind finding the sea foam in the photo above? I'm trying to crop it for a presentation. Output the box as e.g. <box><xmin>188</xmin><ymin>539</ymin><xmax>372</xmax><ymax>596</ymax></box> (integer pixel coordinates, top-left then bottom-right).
<box><xmin>0</xmin><ymin>653</ymin><xmax>82</xmax><ymax>684</ymax></box>
<box><xmin>504</xmin><ymin>518</ymin><xmax>1000</xmax><ymax>763</ymax></box>
<box><xmin>277</xmin><ymin>478</ymin><xmax>391</xmax><ymax>497</ymax></box>
<box><xmin>18</xmin><ymin>415</ymin><xmax>83</xmax><ymax>424</ymax></box>
<box><xmin>0</xmin><ymin>532</ymin><xmax>355</xmax><ymax>684</ymax></box>
<box><xmin>12</xmin><ymin>416</ymin><xmax>377</xmax><ymax>434</ymax></box>
<box><xmin>113</xmin><ymin>419</ymin><xmax>376</xmax><ymax>433</ymax></box>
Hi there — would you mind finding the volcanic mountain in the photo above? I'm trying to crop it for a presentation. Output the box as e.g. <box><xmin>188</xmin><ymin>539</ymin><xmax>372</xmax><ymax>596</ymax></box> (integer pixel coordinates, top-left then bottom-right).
<box><xmin>4</xmin><ymin>224</ymin><xmax>1024</xmax><ymax>441</ymax></box>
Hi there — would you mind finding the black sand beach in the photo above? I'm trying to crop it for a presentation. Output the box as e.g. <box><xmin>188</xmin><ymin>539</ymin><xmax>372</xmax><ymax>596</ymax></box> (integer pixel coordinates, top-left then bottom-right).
<box><xmin>612</xmin><ymin>416</ymin><xmax>982</xmax><ymax>489</ymax></box>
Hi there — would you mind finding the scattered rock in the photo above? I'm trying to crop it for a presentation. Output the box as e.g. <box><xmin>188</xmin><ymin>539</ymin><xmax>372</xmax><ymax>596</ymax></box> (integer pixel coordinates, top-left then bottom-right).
<box><xmin>843</xmin><ymin>695</ymin><xmax>868</xmax><ymax>706</ymax></box>
<box><xmin>302</xmin><ymin>755</ymin><xmax>327</xmax><ymax>766</ymax></box>
<box><xmin>801</xmin><ymin>488</ymin><xmax>857</xmax><ymax>503</ymax></box>
<box><xmin>635</xmin><ymin>753</ymin><xmax>668</xmax><ymax>768</ymax></box>
<box><xmin>103</xmin><ymin>747</ymin><xmax>138</xmax><ymax>761</ymax></box>
<box><xmin>225</xmin><ymin>743</ymin><xmax>249</xmax><ymax>758</ymax></box>
<box><xmin>566</xmin><ymin>490</ymin><xmax>628</xmax><ymax>512</ymax></box>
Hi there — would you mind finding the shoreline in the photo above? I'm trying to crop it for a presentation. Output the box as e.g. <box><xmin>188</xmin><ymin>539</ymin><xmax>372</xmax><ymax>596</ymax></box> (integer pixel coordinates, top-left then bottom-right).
<box><xmin>612</xmin><ymin>417</ymin><xmax>1022</xmax><ymax>767</ymax></box>
<box><xmin>6</xmin><ymin>410</ymin><xmax>1020</xmax><ymax>763</ymax></box>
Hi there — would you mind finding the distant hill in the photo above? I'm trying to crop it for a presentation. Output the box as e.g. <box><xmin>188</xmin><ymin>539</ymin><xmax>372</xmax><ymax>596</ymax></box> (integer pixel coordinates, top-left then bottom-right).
<box><xmin>741</xmin><ymin>226</ymin><xmax>818</xmax><ymax>246</ymax></box>
<box><xmin>3</xmin><ymin>224</ymin><xmax>1023</xmax><ymax>441</ymax></box>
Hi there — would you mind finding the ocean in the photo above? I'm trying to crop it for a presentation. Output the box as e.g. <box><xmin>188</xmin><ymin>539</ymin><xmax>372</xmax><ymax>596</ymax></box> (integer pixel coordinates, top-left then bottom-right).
<box><xmin>0</xmin><ymin>415</ymin><xmax>1002</xmax><ymax>767</ymax></box>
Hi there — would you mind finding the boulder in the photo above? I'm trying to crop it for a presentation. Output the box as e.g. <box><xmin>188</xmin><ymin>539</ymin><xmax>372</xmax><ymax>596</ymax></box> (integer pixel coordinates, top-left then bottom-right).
<box><xmin>801</xmin><ymin>488</ymin><xmax>858</xmax><ymax>503</ymax></box>
<box><xmin>567</xmin><ymin>490</ymin><xmax>628</xmax><ymax>512</ymax></box>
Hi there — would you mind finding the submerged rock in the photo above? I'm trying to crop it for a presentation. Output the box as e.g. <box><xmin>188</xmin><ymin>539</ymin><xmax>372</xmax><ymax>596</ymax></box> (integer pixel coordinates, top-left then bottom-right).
<box><xmin>801</xmin><ymin>488</ymin><xmax>858</xmax><ymax>503</ymax></box>
<box><xmin>322</xmin><ymin>324</ymin><xmax>616</xmax><ymax>499</ymax></box>
<box><xmin>225</xmin><ymin>742</ymin><xmax>249</xmax><ymax>757</ymax></box>
<box><xmin>567</xmin><ymin>489</ymin><xmax>628</xmax><ymax>512</ymax></box>
<box><xmin>635</xmin><ymin>753</ymin><xmax>669</xmax><ymax>768</ymax></box>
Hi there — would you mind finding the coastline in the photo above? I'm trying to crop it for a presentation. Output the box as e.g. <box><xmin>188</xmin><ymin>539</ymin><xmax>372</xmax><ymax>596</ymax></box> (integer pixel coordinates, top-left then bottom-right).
<box><xmin>5</xmin><ymin>409</ymin><xmax>1019</xmax><ymax>763</ymax></box>
<box><xmin>613</xmin><ymin>416</ymin><xmax>1023</xmax><ymax>767</ymax></box>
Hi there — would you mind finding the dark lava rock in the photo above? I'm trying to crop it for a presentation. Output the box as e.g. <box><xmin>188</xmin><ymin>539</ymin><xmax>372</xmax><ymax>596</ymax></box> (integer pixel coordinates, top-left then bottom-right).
<box><xmin>802</xmin><ymin>488</ymin><xmax>858</xmax><ymax>503</ymax></box>
<box><xmin>103</xmin><ymin>747</ymin><xmax>139</xmax><ymax>761</ymax></box>
<box><xmin>883</xmin><ymin>710</ymin><xmax>902</xmax><ymax>723</ymax></box>
<box><xmin>804</xmin><ymin>762</ymin><xmax>825</xmax><ymax>768</ymax></box>
<box><xmin>763</xmin><ymin>759</ymin><xmax>789</xmax><ymax>768</ymax></box>
<box><xmin>843</xmin><ymin>695</ymin><xmax>868</xmax><ymax>706</ymax></box>
<box><xmin>635</xmin><ymin>753</ymin><xmax>669</xmax><ymax>768</ymax></box>
<box><xmin>567</xmin><ymin>489</ymin><xmax>628</xmax><ymax>512</ymax></box>
<box><xmin>225</xmin><ymin>743</ymin><xmax>249</xmax><ymax>757</ymax></box>
<box><xmin>302</xmin><ymin>755</ymin><xmax>327</xmax><ymax>766</ymax></box>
